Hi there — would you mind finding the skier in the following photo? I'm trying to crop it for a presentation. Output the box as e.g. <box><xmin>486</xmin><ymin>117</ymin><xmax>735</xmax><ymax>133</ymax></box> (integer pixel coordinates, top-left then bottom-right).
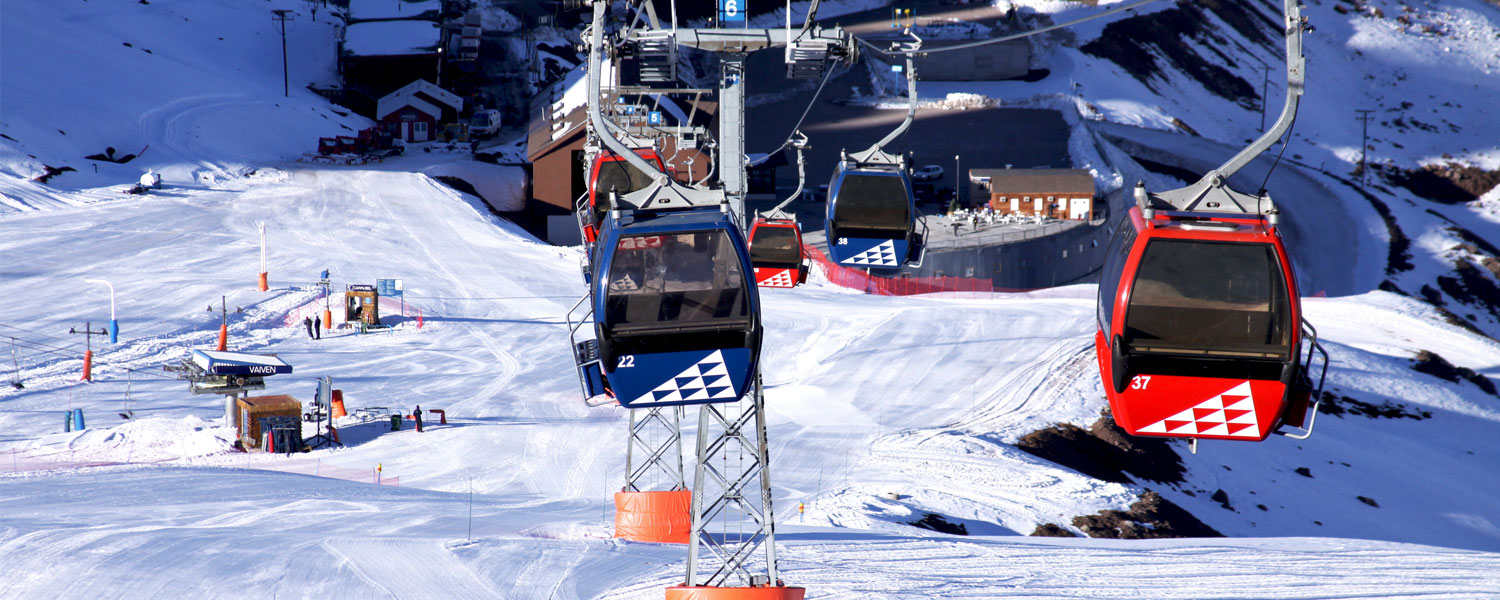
<box><xmin>313</xmin><ymin>315</ymin><xmax>322</xmax><ymax>339</ymax></box>
<box><xmin>139</xmin><ymin>169</ymin><xmax>160</xmax><ymax>190</ymax></box>
<box><xmin>413</xmin><ymin>404</ymin><xmax>423</xmax><ymax>433</ymax></box>
<box><xmin>303</xmin><ymin>316</ymin><xmax>314</xmax><ymax>339</ymax></box>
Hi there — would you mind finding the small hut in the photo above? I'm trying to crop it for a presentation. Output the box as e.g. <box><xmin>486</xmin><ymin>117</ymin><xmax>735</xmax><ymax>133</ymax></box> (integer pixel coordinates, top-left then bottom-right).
<box><xmin>237</xmin><ymin>395</ymin><xmax>303</xmax><ymax>449</ymax></box>
<box><xmin>346</xmin><ymin>284</ymin><xmax>380</xmax><ymax>326</ymax></box>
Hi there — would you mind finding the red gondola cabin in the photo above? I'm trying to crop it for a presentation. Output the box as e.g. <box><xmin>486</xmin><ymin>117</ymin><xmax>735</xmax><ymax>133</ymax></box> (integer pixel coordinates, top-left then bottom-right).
<box><xmin>1095</xmin><ymin>206</ymin><xmax>1323</xmax><ymax>442</ymax></box>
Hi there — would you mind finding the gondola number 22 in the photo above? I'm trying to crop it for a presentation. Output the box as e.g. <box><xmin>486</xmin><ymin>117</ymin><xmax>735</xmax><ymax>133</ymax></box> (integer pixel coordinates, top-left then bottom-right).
<box><xmin>618</xmin><ymin>355</ymin><xmax>635</xmax><ymax>368</ymax></box>
<box><xmin>1129</xmin><ymin>376</ymin><xmax>1151</xmax><ymax>390</ymax></box>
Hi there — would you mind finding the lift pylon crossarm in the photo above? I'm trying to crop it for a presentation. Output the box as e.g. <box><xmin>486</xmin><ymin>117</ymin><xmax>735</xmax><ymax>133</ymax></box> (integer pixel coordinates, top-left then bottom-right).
<box><xmin>1149</xmin><ymin>0</ymin><xmax>1307</xmax><ymax>215</ymax></box>
<box><xmin>652</xmin><ymin>26</ymin><xmax>854</xmax><ymax>55</ymax></box>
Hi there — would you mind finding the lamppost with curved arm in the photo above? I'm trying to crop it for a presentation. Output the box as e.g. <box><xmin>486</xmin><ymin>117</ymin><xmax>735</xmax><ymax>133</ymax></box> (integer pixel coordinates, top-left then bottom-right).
<box><xmin>84</xmin><ymin>279</ymin><xmax>118</xmax><ymax>344</ymax></box>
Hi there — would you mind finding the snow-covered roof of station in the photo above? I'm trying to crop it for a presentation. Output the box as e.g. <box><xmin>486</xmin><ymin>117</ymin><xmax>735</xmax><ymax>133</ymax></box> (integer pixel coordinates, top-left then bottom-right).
<box><xmin>346</xmin><ymin>0</ymin><xmax>442</xmax><ymax>23</ymax></box>
<box><xmin>343</xmin><ymin>20</ymin><xmax>441</xmax><ymax>57</ymax></box>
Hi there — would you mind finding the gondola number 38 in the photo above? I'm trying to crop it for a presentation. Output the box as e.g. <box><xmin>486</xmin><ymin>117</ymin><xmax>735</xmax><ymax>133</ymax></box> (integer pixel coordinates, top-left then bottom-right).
<box><xmin>1130</xmin><ymin>375</ymin><xmax>1151</xmax><ymax>390</ymax></box>
<box><xmin>618</xmin><ymin>355</ymin><xmax>635</xmax><ymax>368</ymax></box>
<box><xmin>837</xmin><ymin>238</ymin><xmax>848</xmax><ymax>245</ymax></box>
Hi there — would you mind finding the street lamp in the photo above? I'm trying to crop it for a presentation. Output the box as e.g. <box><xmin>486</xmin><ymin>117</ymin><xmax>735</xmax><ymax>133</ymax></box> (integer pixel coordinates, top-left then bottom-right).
<box><xmin>84</xmin><ymin>279</ymin><xmax>118</xmax><ymax>344</ymax></box>
<box><xmin>954</xmin><ymin>154</ymin><xmax>961</xmax><ymax>209</ymax></box>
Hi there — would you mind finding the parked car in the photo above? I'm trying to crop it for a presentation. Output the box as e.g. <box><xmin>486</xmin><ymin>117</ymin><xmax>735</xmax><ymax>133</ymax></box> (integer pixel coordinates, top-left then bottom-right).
<box><xmin>802</xmin><ymin>184</ymin><xmax>829</xmax><ymax>203</ymax></box>
<box><xmin>469</xmin><ymin>109</ymin><xmax>502</xmax><ymax>138</ymax></box>
<box><xmin>913</xmin><ymin>164</ymin><xmax>945</xmax><ymax>181</ymax></box>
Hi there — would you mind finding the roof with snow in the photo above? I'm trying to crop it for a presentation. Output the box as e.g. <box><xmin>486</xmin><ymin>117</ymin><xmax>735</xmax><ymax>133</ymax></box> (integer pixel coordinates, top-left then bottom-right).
<box><xmin>346</xmin><ymin>0</ymin><xmax>442</xmax><ymax>23</ymax></box>
<box><xmin>377</xmin><ymin>79</ymin><xmax>462</xmax><ymax>120</ymax></box>
<box><xmin>343</xmin><ymin>20</ymin><xmax>441</xmax><ymax>57</ymax></box>
<box><xmin>190</xmin><ymin>350</ymin><xmax>293</xmax><ymax>376</ymax></box>
<box><xmin>969</xmin><ymin>168</ymin><xmax>1095</xmax><ymax>195</ymax></box>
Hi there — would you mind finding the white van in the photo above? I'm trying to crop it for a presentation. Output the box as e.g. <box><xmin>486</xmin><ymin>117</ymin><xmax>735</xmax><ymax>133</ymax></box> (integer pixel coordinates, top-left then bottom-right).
<box><xmin>469</xmin><ymin>109</ymin><xmax>502</xmax><ymax>137</ymax></box>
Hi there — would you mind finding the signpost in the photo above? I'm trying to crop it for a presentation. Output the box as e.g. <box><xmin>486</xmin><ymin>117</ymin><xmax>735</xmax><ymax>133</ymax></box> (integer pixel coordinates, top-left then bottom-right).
<box><xmin>376</xmin><ymin>278</ymin><xmax>404</xmax><ymax>316</ymax></box>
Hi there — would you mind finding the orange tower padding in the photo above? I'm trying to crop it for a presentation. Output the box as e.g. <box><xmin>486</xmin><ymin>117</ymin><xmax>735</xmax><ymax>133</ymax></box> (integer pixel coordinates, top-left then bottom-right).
<box><xmin>258</xmin><ymin>272</ymin><xmax>269</xmax><ymax>292</ymax></box>
<box><xmin>322</xmin><ymin>309</ymin><xmax>332</xmax><ymax>330</ymax></box>
<box><xmin>665</xmin><ymin>586</ymin><xmax>805</xmax><ymax>600</ymax></box>
<box><xmin>216</xmin><ymin>323</ymin><xmax>228</xmax><ymax>351</ymax></box>
<box><xmin>80</xmin><ymin>350</ymin><xmax>93</xmax><ymax>381</ymax></box>
<box><xmin>614</xmin><ymin>490</ymin><xmax>692</xmax><ymax>544</ymax></box>
<box><xmin>331</xmin><ymin>390</ymin><xmax>346</xmax><ymax>418</ymax></box>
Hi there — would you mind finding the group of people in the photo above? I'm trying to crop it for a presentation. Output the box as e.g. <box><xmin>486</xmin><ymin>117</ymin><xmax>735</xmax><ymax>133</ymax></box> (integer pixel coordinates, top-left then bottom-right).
<box><xmin>946</xmin><ymin>205</ymin><xmax>1051</xmax><ymax>233</ymax></box>
<box><xmin>302</xmin><ymin>315</ymin><xmax>322</xmax><ymax>339</ymax></box>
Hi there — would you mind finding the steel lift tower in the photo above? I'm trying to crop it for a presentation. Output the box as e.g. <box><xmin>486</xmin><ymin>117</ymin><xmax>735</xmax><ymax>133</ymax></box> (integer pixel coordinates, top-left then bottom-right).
<box><xmin>570</xmin><ymin>1</ymin><xmax>856</xmax><ymax>597</ymax></box>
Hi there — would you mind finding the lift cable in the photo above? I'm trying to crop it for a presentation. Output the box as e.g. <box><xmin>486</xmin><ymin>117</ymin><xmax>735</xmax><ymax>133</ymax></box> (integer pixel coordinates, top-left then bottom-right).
<box><xmin>749</xmin><ymin>62</ymin><xmax>841</xmax><ymax>167</ymax></box>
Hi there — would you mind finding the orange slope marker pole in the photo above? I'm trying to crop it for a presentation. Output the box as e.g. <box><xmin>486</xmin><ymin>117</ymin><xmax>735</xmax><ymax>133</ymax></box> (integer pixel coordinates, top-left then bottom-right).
<box><xmin>257</xmin><ymin>222</ymin><xmax>269</xmax><ymax>292</ymax></box>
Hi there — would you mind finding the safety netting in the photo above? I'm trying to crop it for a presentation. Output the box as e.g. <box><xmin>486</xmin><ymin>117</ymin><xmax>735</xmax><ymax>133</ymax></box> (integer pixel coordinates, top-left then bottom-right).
<box><xmin>802</xmin><ymin>244</ymin><xmax>1002</xmax><ymax>297</ymax></box>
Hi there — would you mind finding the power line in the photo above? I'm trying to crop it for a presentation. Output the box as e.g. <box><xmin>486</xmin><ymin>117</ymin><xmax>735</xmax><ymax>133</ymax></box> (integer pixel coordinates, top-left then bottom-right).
<box><xmin>0</xmin><ymin>323</ymin><xmax>72</xmax><ymax>344</ymax></box>
<box><xmin>857</xmin><ymin>0</ymin><xmax>1162</xmax><ymax>57</ymax></box>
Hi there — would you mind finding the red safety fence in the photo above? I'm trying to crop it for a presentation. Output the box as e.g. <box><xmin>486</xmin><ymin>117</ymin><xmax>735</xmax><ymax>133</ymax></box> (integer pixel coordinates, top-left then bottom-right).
<box><xmin>803</xmin><ymin>244</ymin><xmax>1010</xmax><ymax>298</ymax></box>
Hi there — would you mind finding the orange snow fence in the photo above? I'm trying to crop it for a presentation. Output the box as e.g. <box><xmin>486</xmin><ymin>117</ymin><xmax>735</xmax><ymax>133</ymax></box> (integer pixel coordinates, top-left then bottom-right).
<box><xmin>614</xmin><ymin>490</ymin><xmax>692</xmax><ymax>544</ymax></box>
<box><xmin>665</xmin><ymin>586</ymin><xmax>806</xmax><ymax>600</ymax></box>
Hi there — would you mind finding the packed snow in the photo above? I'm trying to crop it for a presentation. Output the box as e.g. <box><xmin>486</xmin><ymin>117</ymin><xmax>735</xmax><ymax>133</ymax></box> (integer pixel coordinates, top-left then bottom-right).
<box><xmin>3</xmin><ymin>0</ymin><xmax>1500</xmax><ymax>598</ymax></box>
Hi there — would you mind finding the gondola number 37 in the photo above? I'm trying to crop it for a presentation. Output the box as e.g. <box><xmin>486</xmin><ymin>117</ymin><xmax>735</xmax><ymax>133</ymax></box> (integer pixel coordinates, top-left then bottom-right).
<box><xmin>618</xmin><ymin>355</ymin><xmax>635</xmax><ymax>368</ymax></box>
<box><xmin>1130</xmin><ymin>375</ymin><xmax>1151</xmax><ymax>390</ymax></box>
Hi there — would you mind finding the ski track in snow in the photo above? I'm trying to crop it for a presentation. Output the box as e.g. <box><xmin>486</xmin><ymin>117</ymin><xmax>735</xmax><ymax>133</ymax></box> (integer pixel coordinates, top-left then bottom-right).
<box><xmin>323</xmin><ymin>537</ymin><xmax>505</xmax><ymax>600</ymax></box>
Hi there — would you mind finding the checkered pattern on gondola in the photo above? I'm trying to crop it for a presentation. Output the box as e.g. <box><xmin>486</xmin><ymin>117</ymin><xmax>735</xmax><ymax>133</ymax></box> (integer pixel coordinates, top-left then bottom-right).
<box><xmin>843</xmin><ymin>240</ymin><xmax>898</xmax><ymax>267</ymax></box>
<box><xmin>634</xmin><ymin>350</ymin><xmax>739</xmax><ymax>405</ymax></box>
<box><xmin>758</xmin><ymin>268</ymin><xmax>796</xmax><ymax>288</ymax></box>
<box><xmin>1139</xmin><ymin>381</ymin><xmax>1260</xmax><ymax>437</ymax></box>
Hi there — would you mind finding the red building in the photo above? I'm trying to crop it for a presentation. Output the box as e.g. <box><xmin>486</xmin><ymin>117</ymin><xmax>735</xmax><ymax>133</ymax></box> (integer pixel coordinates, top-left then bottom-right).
<box><xmin>377</xmin><ymin>79</ymin><xmax>463</xmax><ymax>142</ymax></box>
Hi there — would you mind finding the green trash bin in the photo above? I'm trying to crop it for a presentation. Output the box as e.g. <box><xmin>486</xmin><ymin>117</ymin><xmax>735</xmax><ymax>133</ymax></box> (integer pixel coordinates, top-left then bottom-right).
<box><xmin>390</xmin><ymin>414</ymin><xmax>402</xmax><ymax>431</ymax></box>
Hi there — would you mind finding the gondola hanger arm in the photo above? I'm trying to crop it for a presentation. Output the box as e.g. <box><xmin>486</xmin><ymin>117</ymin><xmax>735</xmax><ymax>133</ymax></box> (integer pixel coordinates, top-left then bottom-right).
<box><xmin>1148</xmin><ymin>0</ymin><xmax>1307</xmax><ymax>214</ymax></box>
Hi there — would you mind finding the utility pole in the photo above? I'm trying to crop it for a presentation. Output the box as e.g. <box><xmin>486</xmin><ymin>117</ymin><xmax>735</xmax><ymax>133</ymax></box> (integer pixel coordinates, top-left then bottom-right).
<box><xmin>1261</xmin><ymin>65</ymin><xmax>1272</xmax><ymax>131</ymax></box>
<box><xmin>69</xmin><ymin>322</ymin><xmax>109</xmax><ymax>382</ymax></box>
<box><xmin>272</xmin><ymin>10</ymin><xmax>294</xmax><ymax>97</ymax></box>
<box><xmin>207</xmin><ymin>296</ymin><xmax>242</xmax><ymax>352</ymax></box>
<box><xmin>1355</xmin><ymin>109</ymin><xmax>1374</xmax><ymax>187</ymax></box>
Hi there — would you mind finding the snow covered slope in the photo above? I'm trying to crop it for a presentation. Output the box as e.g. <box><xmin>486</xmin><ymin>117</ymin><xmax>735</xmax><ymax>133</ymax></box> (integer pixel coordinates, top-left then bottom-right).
<box><xmin>0</xmin><ymin>0</ymin><xmax>369</xmax><ymax>200</ymax></box>
<box><xmin>3</xmin><ymin>166</ymin><xmax>1500</xmax><ymax>598</ymax></box>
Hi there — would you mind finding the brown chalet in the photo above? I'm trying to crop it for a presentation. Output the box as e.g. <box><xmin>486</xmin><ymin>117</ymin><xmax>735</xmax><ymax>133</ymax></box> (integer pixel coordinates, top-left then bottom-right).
<box><xmin>969</xmin><ymin>168</ymin><xmax>1096</xmax><ymax>221</ymax></box>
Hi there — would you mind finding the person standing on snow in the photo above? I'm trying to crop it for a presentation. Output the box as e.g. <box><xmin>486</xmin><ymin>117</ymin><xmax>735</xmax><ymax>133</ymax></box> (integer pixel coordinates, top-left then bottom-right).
<box><xmin>303</xmin><ymin>316</ymin><xmax>314</xmax><ymax>339</ymax></box>
<box><xmin>313</xmin><ymin>315</ymin><xmax>321</xmax><ymax>339</ymax></box>
<box><xmin>413</xmin><ymin>405</ymin><xmax>424</xmax><ymax>433</ymax></box>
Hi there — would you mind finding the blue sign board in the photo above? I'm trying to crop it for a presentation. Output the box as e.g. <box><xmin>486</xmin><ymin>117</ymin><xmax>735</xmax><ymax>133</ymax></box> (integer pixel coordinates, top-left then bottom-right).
<box><xmin>624</xmin><ymin>105</ymin><xmax>637</xmax><ymax>115</ymax></box>
<box><xmin>376</xmin><ymin>278</ymin><xmax>403</xmax><ymax>297</ymax></box>
<box><xmin>648</xmin><ymin>111</ymin><xmax>663</xmax><ymax>125</ymax></box>
<box><xmin>719</xmin><ymin>0</ymin><xmax>744</xmax><ymax>23</ymax></box>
